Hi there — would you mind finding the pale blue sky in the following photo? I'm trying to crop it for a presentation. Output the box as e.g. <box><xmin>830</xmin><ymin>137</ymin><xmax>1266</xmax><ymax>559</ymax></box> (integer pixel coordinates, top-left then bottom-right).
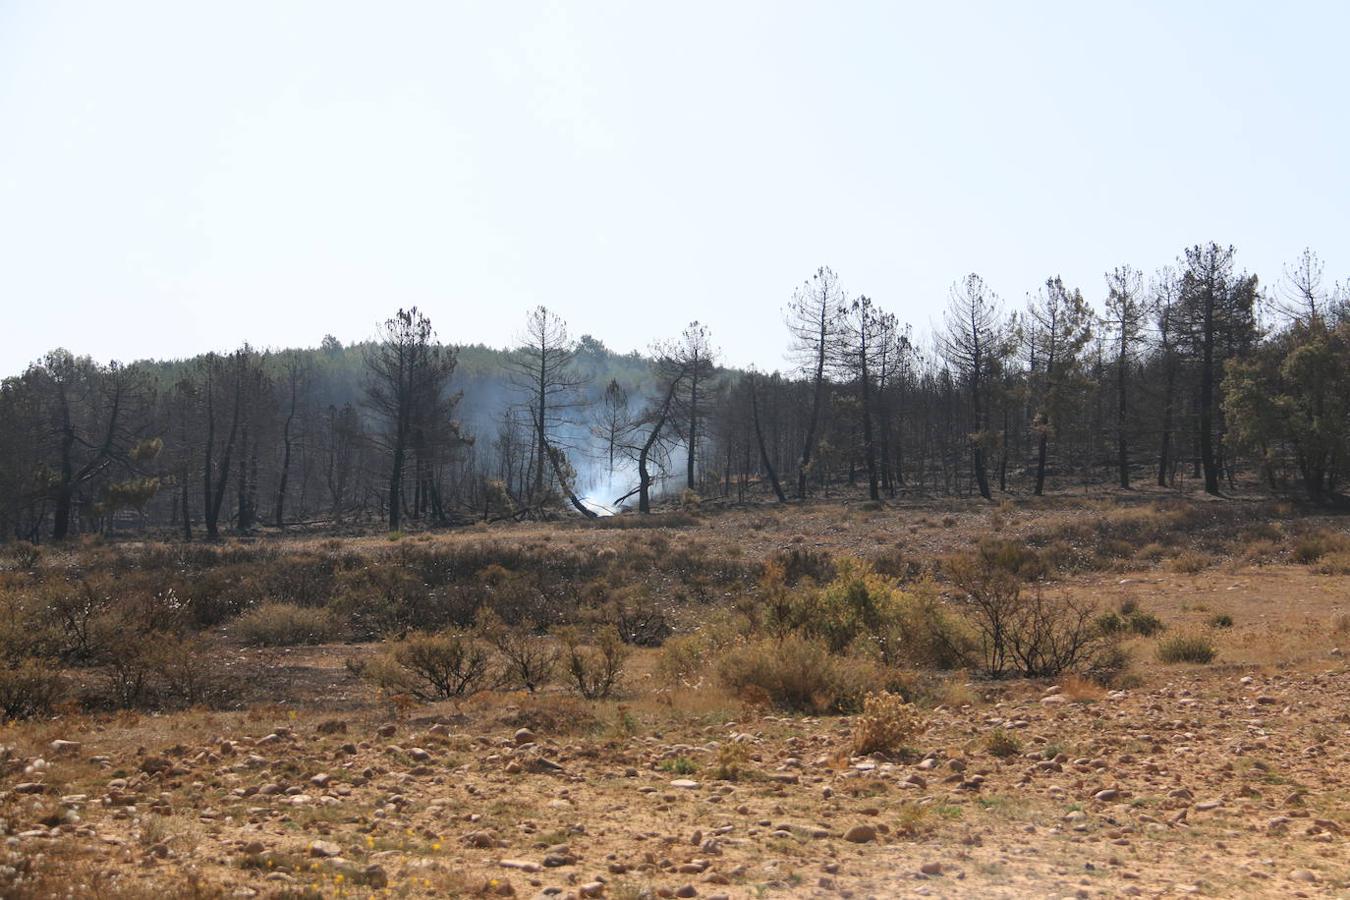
<box><xmin>1</xmin><ymin>1</ymin><xmax>1345</xmax><ymax>375</ymax></box>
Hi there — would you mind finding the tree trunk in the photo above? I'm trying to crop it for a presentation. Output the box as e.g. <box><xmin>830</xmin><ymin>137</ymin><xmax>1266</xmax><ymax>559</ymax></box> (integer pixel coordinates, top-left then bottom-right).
<box><xmin>1116</xmin><ymin>337</ymin><xmax>1129</xmax><ymax>489</ymax></box>
<box><xmin>750</xmin><ymin>378</ymin><xmax>787</xmax><ymax>502</ymax></box>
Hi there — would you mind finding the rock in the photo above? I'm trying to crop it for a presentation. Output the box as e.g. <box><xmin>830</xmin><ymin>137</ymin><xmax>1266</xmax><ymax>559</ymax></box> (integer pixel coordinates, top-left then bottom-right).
<box><xmin>513</xmin><ymin>728</ymin><xmax>536</xmax><ymax>746</ymax></box>
<box><xmin>362</xmin><ymin>864</ymin><xmax>388</xmax><ymax>889</ymax></box>
<box><xmin>920</xmin><ymin>862</ymin><xmax>944</xmax><ymax>876</ymax></box>
<box><xmin>499</xmin><ymin>859</ymin><xmax>542</xmax><ymax>873</ymax></box>
<box><xmin>1290</xmin><ymin>869</ymin><xmax>1319</xmax><ymax>883</ymax></box>
<box><xmin>1094</xmin><ymin>789</ymin><xmax>1122</xmax><ymax>802</ymax></box>
<box><xmin>670</xmin><ymin>779</ymin><xmax>701</xmax><ymax>790</ymax></box>
<box><xmin>675</xmin><ymin>885</ymin><xmax>698</xmax><ymax>898</ymax></box>
<box><xmin>377</xmin><ymin>724</ymin><xmax>397</xmax><ymax>738</ymax></box>
<box><xmin>1041</xmin><ymin>695</ymin><xmax>1067</xmax><ymax>706</ymax></box>
<box><xmin>49</xmin><ymin>740</ymin><xmax>81</xmax><ymax>755</ymax></box>
<box><xmin>310</xmin><ymin>773</ymin><xmax>331</xmax><ymax>788</ymax></box>
<box><xmin>462</xmin><ymin>830</ymin><xmax>498</xmax><ymax>849</ymax></box>
<box><xmin>579</xmin><ymin>882</ymin><xmax>605</xmax><ymax>898</ymax></box>
<box><xmin>308</xmin><ymin>840</ymin><xmax>342</xmax><ymax>858</ymax></box>
<box><xmin>14</xmin><ymin>782</ymin><xmax>46</xmax><ymax>795</ymax></box>
<box><xmin>843</xmin><ymin>824</ymin><xmax>877</xmax><ymax>843</ymax></box>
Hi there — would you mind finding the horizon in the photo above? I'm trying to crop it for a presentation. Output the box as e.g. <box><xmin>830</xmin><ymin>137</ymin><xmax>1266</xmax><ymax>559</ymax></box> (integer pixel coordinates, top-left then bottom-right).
<box><xmin>2</xmin><ymin>2</ymin><xmax>1347</xmax><ymax>376</ymax></box>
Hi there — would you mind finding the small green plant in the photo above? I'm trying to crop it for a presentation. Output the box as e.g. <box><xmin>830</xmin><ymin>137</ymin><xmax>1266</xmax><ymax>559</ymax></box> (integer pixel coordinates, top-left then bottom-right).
<box><xmin>659</xmin><ymin>756</ymin><xmax>698</xmax><ymax>775</ymax></box>
<box><xmin>1208</xmin><ymin>614</ymin><xmax>1233</xmax><ymax>629</ymax></box>
<box><xmin>1156</xmin><ymin>632</ymin><xmax>1217</xmax><ymax>664</ymax></box>
<box><xmin>983</xmin><ymin>728</ymin><xmax>1022</xmax><ymax>759</ymax></box>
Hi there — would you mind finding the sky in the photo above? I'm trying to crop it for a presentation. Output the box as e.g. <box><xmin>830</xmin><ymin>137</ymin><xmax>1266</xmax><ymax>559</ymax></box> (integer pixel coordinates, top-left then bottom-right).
<box><xmin>1</xmin><ymin>1</ymin><xmax>1346</xmax><ymax>376</ymax></box>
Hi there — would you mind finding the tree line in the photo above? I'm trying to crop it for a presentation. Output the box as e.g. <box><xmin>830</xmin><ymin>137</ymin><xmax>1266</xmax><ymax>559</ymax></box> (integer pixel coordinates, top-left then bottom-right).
<box><xmin>1</xmin><ymin>242</ymin><xmax>1346</xmax><ymax>542</ymax></box>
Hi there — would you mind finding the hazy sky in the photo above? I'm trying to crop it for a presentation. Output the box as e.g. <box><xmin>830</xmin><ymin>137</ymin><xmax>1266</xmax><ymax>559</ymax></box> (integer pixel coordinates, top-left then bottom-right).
<box><xmin>2</xmin><ymin>1</ymin><xmax>1346</xmax><ymax>376</ymax></box>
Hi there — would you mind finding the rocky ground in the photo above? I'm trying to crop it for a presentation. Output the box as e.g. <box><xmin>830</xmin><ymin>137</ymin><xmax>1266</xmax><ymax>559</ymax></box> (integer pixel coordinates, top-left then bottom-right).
<box><xmin>4</xmin><ymin>495</ymin><xmax>1350</xmax><ymax>899</ymax></box>
<box><xmin>3</xmin><ymin>628</ymin><xmax>1348</xmax><ymax>898</ymax></box>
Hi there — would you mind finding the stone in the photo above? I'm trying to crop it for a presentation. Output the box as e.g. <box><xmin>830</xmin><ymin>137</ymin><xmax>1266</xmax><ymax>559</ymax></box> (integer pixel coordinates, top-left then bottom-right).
<box><xmin>513</xmin><ymin>728</ymin><xmax>536</xmax><ymax>746</ymax></box>
<box><xmin>920</xmin><ymin>862</ymin><xmax>944</xmax><ymax>876</ymax></box>
<box><xmin>843</xmin><ymin>824</ymin><xmax>876</xmax><ymax>843</ymax></box>
<box><xmin>308</xmin><ymin>840</ymin><xmax>341</xmax><ymax>858</ymax></box>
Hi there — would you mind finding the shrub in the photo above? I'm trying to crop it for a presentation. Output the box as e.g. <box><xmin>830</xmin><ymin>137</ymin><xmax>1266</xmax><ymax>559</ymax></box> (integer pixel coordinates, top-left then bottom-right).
<box><xmin>658</xmin><ymin>755</ymin><xmax>697</xmax><ymax>775</ymax></box>
<box><xmin>774</xmin><ymin>558</ymin><xmax>970</xmax><ymax>669</ymax></box>
<box><xmin>851</xmin><ymin>691</ymin><xmax>926</xmax><ymax>756</ymax></box>
<box><xmin>366</xmin><ymin>630</ymin><xmax>491</xmax><ymax>701</ymax></box>
<box><xmin>332</xmin><ymin>566</ymin><xmax>437</xmax><ymax>639</ymax></box>
<box><xmin>1125</xmin><ymin>610</ymin><xmax>1164</xmax><ymax>637</ymax></box>
<box><xmin>1165</xmin><ymin>551</ymin><xmax>1209</xmax><ymax>574</ymax></box>
<box><xmin>558</xmin><ymin>625</ymin><xmax>630</xmax><ymax>699</ymax></box>
<box><xmin>947</xmin><ymin>541</ymin><xmax>1102</xmax><ymax>678</ymax></box>
<box><xmin>155</xmin><ymin>634</ymin><xmax>241</xmax><ymax>709</ymax></box>
<box><xmin>717</xmin><ymin>634</ymin><xmax>881</xmax><ymax>714</ymax></box>
<box><xmin>983</xmin><ymin>728</ymin><xmax>1022</xmax><ymax>759</ymax></box>
<box><xmin>1208</xmin><ymin>614</ymin><xmax>1233</xmax><ymax>629</ymax></box>
<box><xmin>711</xmin><ymin>741</ymin><xmax>749</xmax><ymax>780</ymax></box>
<box><xmin>0</xmin><ymin>658</ymin><xmax>67</xmax><ymax>719</ymax></box>
<box><xmin>476</xmin><ymin>612</ymin><xmax>557</xmax><ymax>693</ymax></box>
<box><xmin>1314</xmin><ymin>553</ymin><xmax>1350</xmax><ymax>575</ymax></box>
<box><xmin>1292</xmin><ymin>531</ymin><xmax>1349</xmax><ymax>564</ymax></box>
<box><xmin>1095</xmin><ymin>611</ymin><xmax>1124</xmax><ymax>636</ymax></box>
<box><xmin>1083</xmin><ymin>641</ymin><xmax>1132</xmax><ymax>686</ymax></box>
<box><xmin>1156</xmin><ymin>632</ymin><xmax>1217</xmax><ymax>664</ymax></box>
<box><xmin>234</xmin><ymin>603</ymin><xmax>339</xmax><ymax>647</ymax></box>
<box><xmin>654</xmin><ymin>633</ymin><xmax>711</xmax><ymax>687</ymax></box>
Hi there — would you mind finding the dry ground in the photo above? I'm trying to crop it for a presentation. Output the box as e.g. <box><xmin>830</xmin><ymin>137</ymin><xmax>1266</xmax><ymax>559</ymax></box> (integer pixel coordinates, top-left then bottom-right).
<box><xmin>3</xmin><ymin>493</ymin><xmax>1350</xmax><ymax>899</ymax></box>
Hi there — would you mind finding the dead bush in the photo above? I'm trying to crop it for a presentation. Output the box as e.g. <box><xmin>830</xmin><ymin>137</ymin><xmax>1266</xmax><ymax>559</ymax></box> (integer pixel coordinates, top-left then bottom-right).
<box><xmin>558</xmin><ymin>625</ymin><xmax>629</xmax><ymax>699</ymax></box>
<box><xmin>0</xmin><ymin>658</ymin><xmax>67</xmax><ymax>719</ymax></box>
<box><xmin>233</xmin><ymin>602</ymin><xmax>339</xmax><ymax>647</ymax></box>
<box><xmin>476</xmin><ymin>611</ymin><xmax>557</xmax><ymax>693</ymax></box>
<box><xmin>947</xmin><ymin>539</ymin><xmax>1105</xmax><ymax>678</ymax></box>
<box><xmin>851</xmin><ymin>691</ymin><xmax>926</xmax><ymax>756</ymax></box>
<box><xmin>154</xmin><ymin>634</ymin><xmax>241</xmax><ymax>709</ymax></box>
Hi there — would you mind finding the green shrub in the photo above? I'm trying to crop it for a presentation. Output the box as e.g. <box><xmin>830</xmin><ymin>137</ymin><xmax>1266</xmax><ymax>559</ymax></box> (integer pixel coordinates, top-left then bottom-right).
<box><xmin>654</xmin><ymin>633</ymin><xmax>711</xmax><ymax>687</ymax></box>
<box><xmin>365</xmin><ymin>630</ymin><xmax>491</xmax><ymax>700</ymax></box>
<box><xmin>983</xmin><ymin>728</ymin><xmax>1022</xmax><ymax>759</ymax></box>
<box><xmin>851</xmin><ymin>691</ymin><xmax>926</xmax><ymax>755</ymax></box>
<box><xmin>1126</xmin><ymin>610</ymin><xmax>1164</xmax><ymax>636</ymax></box>
<box><xmin>1156</xmin><ymin>633</ymin><xmax>1216</xmax><ymax>664</ymax></box>
<box><xmin>717</xmin><ymin>634</ymin><xmax>882</xmax><ymax>714</ymax></box>
<box><xmin>1208</xmin><ymin>614</ymin><xmax>1233</xmax><ymax>629</ymax></box>
<box><xmin>777</xmin><ymin>558</ymin><xmax>970</xmax><ymax>668</ymax></box>
<box><xmin>234</xmin><ymin>603</ymin><xmax>339</xmax><ymax>647</ymax></box>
